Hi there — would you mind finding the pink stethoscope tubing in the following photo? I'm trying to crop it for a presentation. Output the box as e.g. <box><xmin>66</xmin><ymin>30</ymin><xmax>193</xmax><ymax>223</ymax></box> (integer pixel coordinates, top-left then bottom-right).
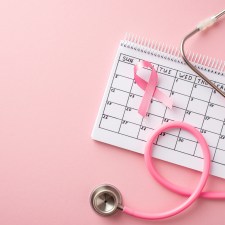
<box><xmin>123</xmin><ymin>121</ymin><xmax>225</xmax><ymax>220</ymax></box>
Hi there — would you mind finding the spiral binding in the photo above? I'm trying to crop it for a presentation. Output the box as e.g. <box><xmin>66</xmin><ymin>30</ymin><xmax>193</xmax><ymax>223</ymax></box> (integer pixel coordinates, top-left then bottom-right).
<box><xmin>121</xmin><ymin>33</ymin><xmax>225</xmax><ymax>76</ymax></box>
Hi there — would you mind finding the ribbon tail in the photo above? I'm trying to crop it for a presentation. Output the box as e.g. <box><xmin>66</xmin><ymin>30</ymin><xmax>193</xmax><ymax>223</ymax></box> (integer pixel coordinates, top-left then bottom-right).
<box><xmin>138</xmin><ymin>84</ymin><xmax>155</xmax><ymax>116</ymax></box>
<box><xmin>154</xmin><ymin>89</ymin><xmax>173</xmax><ymax>109</ymax></box>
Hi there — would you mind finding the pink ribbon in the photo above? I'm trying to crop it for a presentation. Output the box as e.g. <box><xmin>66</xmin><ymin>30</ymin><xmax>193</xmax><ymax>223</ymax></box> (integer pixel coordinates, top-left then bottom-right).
<box><xmin>134</xmin><ymin>60</ymin><xmax>173</xmax><ymax>117</ymax></box>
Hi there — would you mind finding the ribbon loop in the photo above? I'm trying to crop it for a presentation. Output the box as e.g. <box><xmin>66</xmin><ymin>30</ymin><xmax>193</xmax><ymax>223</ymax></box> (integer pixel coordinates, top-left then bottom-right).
<box><xmin>134</xmin><ymin>60</ymin><xmax>173</xmax><ymax>117</ymax></box>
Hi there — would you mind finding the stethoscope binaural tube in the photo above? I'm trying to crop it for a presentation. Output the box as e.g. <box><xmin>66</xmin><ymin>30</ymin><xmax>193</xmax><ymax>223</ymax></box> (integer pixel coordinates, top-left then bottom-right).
<box><xmin>180</xmin><ymin>9</ymin><xmax>225</xmax><ymax>99</ymax></box>
<box><xmin>90</xmin><ymin>121</ymin><xmax>220</xmax><ymax>220</ymax></box>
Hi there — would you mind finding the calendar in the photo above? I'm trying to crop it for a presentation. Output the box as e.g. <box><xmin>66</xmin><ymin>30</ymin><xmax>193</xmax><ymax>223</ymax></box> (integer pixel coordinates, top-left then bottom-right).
<box><xmin>92</xmin><ymin>36</ymin><xmax>225</xmax><ymax>179</ymax></box>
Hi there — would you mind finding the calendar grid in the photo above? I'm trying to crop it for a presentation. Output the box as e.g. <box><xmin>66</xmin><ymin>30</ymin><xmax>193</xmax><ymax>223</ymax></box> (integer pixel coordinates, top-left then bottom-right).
<box><xmin>99</xmin><ymin>53</ymin><xmax>225</xmax><ymax>166</ymax></box>
<box><xmin>100</xmin><ymin>108</ymin><xmax>219</xmax><ymax>148</ymax></box>
<box><xmin>99</xmin><ymin>125</ymin><xmax>225</xmax><ymax>167</ymax></box>
<box><xmin>102</xmin><ymin>85</ymin><xmax>225</xmax><ymax>134</ymax></box>
<box><xmin>154</xmin><ymin>64</ymin><xmax>170</xmax><ymax>146</ymax></box>
<box><xmin>174</xmin><ymin>71</ymin><xmax>197</xmax><ymax>154</ymax></box>
<box><xmin>193</xmin><ymin>89</ymin><xmax>213</xmax><ymax>156</ymax></box>
<box><xmin>118</xmin><ymin>76</ymin><xmax>135</xmax><ymax>134</ymax></box>
<box><xmin>119</xmin><ymin>57</ymin><xmax>225</xmax><ymax>98</ymax></box>
<box><xmin>115</xmin><ymin>69</ymin><xmax>225</xmax><ymax>112</ymax></box>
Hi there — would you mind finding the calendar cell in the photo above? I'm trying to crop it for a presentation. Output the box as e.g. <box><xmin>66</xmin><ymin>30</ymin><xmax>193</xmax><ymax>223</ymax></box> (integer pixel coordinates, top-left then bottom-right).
<box><xmin>191</xmin><ymin>83</ymin><xmax>212</xmax><ymax>101</ymax></box>
<box><xmin>131</xmin><ymin>80</ymin><xmax>144</xmax><ymax>96</ymax></box>
<box><xmin>163</xmin><ymin>123</ymin><xmax>180</xmax><ymax>137</ymax></box>
<box><xmin>172</xmin><ymin>78</ymin><xmax>194</xmax><ymax>96</ymax></box>
<box><xmin>202</xmin><ymin>117</ymin><xmax>223</xmax><ymax>134</ymax></box>
<box><xmin>136</xmin><ymin>67</ymin><xmax>152</xmax><ymax>82</ymax></box>
<box><xmin>138</xmin><ymin>127</ymin><xmax>153</xmax><ymax>141</ymax></box>
<box><xmin>116</xmin><ymin>61</ymin><xmax>134</xmax><ymax>79</ymax></box>
<box><xmin>123</xmin><ymin>107</ymin><xmax>142</xmax><ymax>125</ymax></box>
<box><xmin>179</xmin><ymin>129</ymin><xmax>196</xmax><ymax>142</ymax></box>
<box><xmin>108</xmin><ymin>88</ymin><xmax>129</xmax><ymax>105</ymax></box>
<box><xmin>187</xmin><ymin>98</ymin><xmax>208</xmax><ymax>115</ymax></box>
<box><xmin>157</xmin><ymin>133</ymin><xmax>177</xmax><ymax>150</ymax></box>
<box><xmin>100</xmin><ymin>115</ymin><xmax>121</xmax><ymax>132</ymax></box>
<box><xmin>195</xmin><ymin>145</ymin><xmax>215</xmax><ymax>160</ymax></box>
<box><xmin>175</xmin><ymin>138</ymin><xmax>196</xmax><ymax>155</ymax></box>
<box><xmin>112</xmin><ymin>75</ymin><xmax>133</xmax><ymax>92</ymax></box>
<box><xmin>206</xmin><ymin>103</ymin><xmax>225</xmax><ymax>121</ymax></box>
<box><xmin>214</xmin><ymin>149</ymin><xmax>225</xmax><ymax>165</ymax></box>
<box><xmin>148</xmin><ymin>100</ymin><xmax>166</xmax><ymax>117</ymax></box>
<box><xmin>183</xmin><ymin>111</ymin><xmax>204</xmax><ymax>129</ymax></box>
<box><xmin>157</xmin><ymin>73</ymin><xmax>175</xmax><ymax>90</ymax></box>
<box><xmin>119</xmin><ymin>121</ymin><xmax>140</xmax><ymax>138</ymax></box>
<box><xmin>157</xmin><ymin>87</ymin><xmax>171</xmax><ymax>98</ymax></box>
<box><xmin>200</xmin><ymin>130</ymin><xmax>219</xmax><ymax>148</ymax></box>
<box><xmin>127</xmin><ymin>93</ymin><xmax>142</xmax><ymax>110</ymax></box>
<box><xmin>165</xmin><ymin>106</ymin><xmax>185</xmax><ymax>121</ymax></box>
<box><xmin>104</xmin><ymin>102</ymin><xmax>125</xmax><ymax>119</ymax></box>
<box><xmin>210</xmin><ymin>89</ymin><xmax>225</xmax><ymax>106</ymax></box>
<box><xmin>142</xmin><ymin>114</ymin><xmax>163</xmax><ymax>129</ymax></box>
<box><xmin>171</xmin><ymin>92</ymin><xmax>189</xmax><ymax>109</ymax></box>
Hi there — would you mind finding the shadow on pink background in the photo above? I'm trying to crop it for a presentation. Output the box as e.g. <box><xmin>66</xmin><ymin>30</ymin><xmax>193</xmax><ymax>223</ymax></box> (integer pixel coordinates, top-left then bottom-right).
<box><xmin>0</xmin><ymin>0</ymin><xmax>225</xmax><ymax>224</ymax></box>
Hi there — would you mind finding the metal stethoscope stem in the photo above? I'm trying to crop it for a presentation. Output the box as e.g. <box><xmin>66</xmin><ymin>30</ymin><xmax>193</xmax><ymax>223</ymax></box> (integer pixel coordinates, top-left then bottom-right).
<box><xmin>180</xmin><ymin>9</ymin><xmax>225</xmax><ymax>98</ymax></box>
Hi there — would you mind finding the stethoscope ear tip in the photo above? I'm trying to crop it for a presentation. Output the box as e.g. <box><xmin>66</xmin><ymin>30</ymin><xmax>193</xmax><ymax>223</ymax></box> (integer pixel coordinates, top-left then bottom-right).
<box><xmin>90</xmin><ymin>184</ymin><xmax>123</xmax><ymax>216</ymax></box>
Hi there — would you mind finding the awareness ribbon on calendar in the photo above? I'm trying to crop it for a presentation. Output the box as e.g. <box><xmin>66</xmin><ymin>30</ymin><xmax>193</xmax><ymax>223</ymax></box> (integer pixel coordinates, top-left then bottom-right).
<box><xmin>134</xmin><ymin>60</ymin><xmax>173</xmax><ymax>117</ymax></box>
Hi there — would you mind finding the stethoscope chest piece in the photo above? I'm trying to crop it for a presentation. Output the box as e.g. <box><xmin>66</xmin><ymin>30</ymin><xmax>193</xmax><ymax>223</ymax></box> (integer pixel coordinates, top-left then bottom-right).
<box><xmin>90</xmin><ymin>184</ymin><xmax>123</xmax><ymax>216</ymax></box>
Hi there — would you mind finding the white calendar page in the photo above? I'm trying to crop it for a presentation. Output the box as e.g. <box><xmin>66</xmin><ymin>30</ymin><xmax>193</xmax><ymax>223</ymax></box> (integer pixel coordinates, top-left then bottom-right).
<box><xmin>92</xmin><ymin>40</ymin><xmax>225</xmax><ymax>179</ymax></box>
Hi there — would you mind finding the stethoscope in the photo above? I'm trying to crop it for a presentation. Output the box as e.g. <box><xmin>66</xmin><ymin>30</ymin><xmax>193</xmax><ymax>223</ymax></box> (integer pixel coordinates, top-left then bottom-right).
<box><xmin>90</xmin><ymin>10</ymin><xmax>225</xmax><ymax>220</ymax></box>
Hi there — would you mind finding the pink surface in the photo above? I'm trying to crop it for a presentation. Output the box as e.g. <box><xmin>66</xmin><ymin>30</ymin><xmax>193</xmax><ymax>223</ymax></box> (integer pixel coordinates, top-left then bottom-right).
<box><xmin>0</xmin><ymin>0</ymin><xmax>225</xmax><ymax>224</ymax></box>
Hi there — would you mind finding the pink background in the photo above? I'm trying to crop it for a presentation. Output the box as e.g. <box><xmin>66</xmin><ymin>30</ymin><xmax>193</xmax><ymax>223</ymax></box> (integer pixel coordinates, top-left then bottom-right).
<box><xmin>0</xmin><ymin>0</ymin><xmax>225</xmax><ymax>224</ymax></box>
